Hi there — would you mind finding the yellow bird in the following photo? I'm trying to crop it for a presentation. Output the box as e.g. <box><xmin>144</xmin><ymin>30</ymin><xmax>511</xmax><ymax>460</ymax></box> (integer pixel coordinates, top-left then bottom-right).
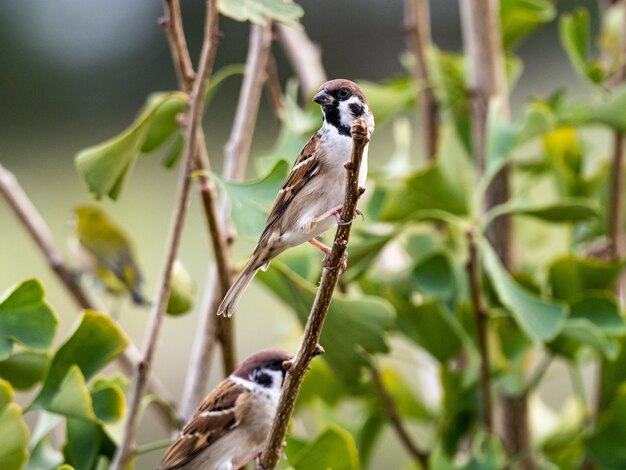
<box><xmin>70</xmin><ymin>205</ymin><xmax>148</xmax><ymax>306</ymax></box>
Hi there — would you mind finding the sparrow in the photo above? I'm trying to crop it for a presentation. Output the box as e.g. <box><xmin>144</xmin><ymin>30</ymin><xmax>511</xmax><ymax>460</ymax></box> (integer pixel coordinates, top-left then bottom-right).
<box><xmin>218</xmin><ymin>79</ymin><xmax>374</xmax><ymax>317</ymax></box>
<box><xmin>159</xmin><ymin>348</ymin><xmax>293</xmax><ymax>470</ymax></box>
<box><xmin>69</xmin><ymin>205</ymin><xmax>148</xmax><ymax>305</ymax></box>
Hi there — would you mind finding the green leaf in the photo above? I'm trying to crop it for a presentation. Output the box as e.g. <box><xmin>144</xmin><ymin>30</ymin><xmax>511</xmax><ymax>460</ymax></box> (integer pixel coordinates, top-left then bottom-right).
<box><xmin>218</xmin><ymin>159</ymin><xmax>291</xmax><ymax>238</ymax></box>
<box><xmin>0</xmin><ymin>380</ymin><xmax>29</xmax><ymax>470</ymax></box>
<box><xmin>481</xmin><ymin>239</ymin><xmax>568</xmax><ymax>343</ymax></box>
<box><xmin>139</xmin><ymin>92</ymin><xmax>187</xmax><ymax>154</ymax></box>
<box><xmin>33</xmin><ymin>310</ymin><xmax>129</xmax><ymax>409</ymax></box>
<box><xmin>344</xmin><ymin>227</ymin><xmax>398</xmax><ymax>282</ymax></box>
<box><xmin>45</xmin><ymin>365</ymin><xmax>97</xmax><ymax>421</ymax></box>
<box><xmin>357</xmin><ymin>78</ymin><xmax>415</xmax><ymax>125</ymax></box>
<box><xmin>585</xmin><ymin>385</ymin><xmax>626</xmax><ymax>468</ymax></box>
<box><xmin>548</xmin><ymin>256</ymin><xmax>623</xmax><ymax>302</ymax></box>
<box><xmin>63</xmin><ymin>419</ymin><xmax>101</xmax><ymax>470</ymax></box>
<box><xmin>297</xmin><ymin>360</ymin><xmax>346</xmax><ymax>408</ymax></box>
<box><xmin>380</xmin><ymin>163</ymin><xmax>469</xmax><ymax>221</ymax></box>
<box><xmin>219</xmin><ymin>0</ymin><xmax>303</xmax><ymax>28</ymax></box>
<box><xmin>257</xmin><ymin>262</ymin><xmax>394</xmax><ymax>383</ymax></box>
<box><xmin>0</xmin><ymin>351</ymin><xmax>48</xmax><ymax>390</ymax></box>
<box><xmin>559</xmin><ymin>8</ymin><xmax>604</xmax><ymax>84</ymax></box>
<box><xmin>377</xmin><ymin>367</ymin><xmax>433</xmax><ymax>421</ymax></box>
<box><xmin>465</xmin><ymin>433</ymin><xmax>507</xmax><ymax>470</ymax></box>
<box><xmin>402</xmin><ymin>301</ymin><xmax>465</xmax><ymax>363</ymax></box>
<box><xmin>601</xmin><ymin>336</ymin><xmax>626</xmax><ymax>410</ymax></box>
<box><xmin>486</xmin><ymin>198</ymin><xmax>599</xmax><ymax>225</ymax></box>
<box><xmin>413</xmin><ymin>253</ymin><xmax>455</xmax><ymax>300</ymax></box>
<box><xmin>75</xmin><ymin>92</ymin><xmax>186</xmax><ymax>200</ymax></box>
<box><xmin>586</xmin><ymin>84</ymin><xmax>626</xmax><ymax>132</ymax></box>
<box><xmin>287</xmin><ymin>425</ymin><xmax>360</xmax><ymax>470</ymax></box>
<box><xmin>166</xmin><ymin>260</ymin><xmax>196</xmax><ymax>316</ymax></box>
<box><xmin>500</xmin><ymin>0</ymin><xmax>556</xmax><ymax>50</ymax></box>
<box><xmin>90</xmin><ymin>378</ymin><xmax>125</xmax><ymax>423</ymax></box>
<box><xmin>549</xmin><ymin>318</ymin><xmax>618</xmax><ymax>360</ymax></box>
<box><xmin>0</xmin><ymin>279</ymin><xmax>58</xmax><ymax>359</ymax></box>
<box><xmin>570</xmin><ymin>295</ymin><xmax>625</xmax><ymax>336</ymax></box>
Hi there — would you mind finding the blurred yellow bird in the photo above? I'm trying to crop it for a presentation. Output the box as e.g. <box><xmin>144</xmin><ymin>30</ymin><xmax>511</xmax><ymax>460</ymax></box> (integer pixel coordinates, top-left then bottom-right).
<box><xmin>70</xmin><ymin>205</ymin><xmax>148</xmax><ymax>306</ymax></box>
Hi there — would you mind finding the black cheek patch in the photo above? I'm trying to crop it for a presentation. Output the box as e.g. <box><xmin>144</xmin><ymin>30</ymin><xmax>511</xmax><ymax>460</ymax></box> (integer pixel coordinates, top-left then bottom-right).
<box><xmin>255</xmin><ymin>373</ymin><xmax>273</xmax><ymax>388</ymax></box>
<box><xmin>349</xmin><ymin>103</ymin><xmax>364</xmax><ymax>117</ymax></box>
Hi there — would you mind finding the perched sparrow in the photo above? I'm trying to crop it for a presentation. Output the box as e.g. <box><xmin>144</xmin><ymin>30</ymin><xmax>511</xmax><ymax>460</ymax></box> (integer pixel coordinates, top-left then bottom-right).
<box><xmin>69</xmin><ymin>205</ymin><xmax>148</xmax><ymax>305</ymax></box>
<box><xmin>159</xmin><ymin>349</ymin><xmax>293</xmax><ymax>470</ymax></box>
<box><xmin>218</xmin><ymin>79</ymin><xmax>374</xmax><ymax>317</ymax></box>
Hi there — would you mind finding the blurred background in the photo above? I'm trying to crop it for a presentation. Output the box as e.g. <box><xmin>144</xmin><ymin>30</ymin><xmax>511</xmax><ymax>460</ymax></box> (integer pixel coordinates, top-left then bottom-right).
<box><xmin>0</xmin><ymin>0</ymin><xmax>606</xmax><ymax>467</ymax></box>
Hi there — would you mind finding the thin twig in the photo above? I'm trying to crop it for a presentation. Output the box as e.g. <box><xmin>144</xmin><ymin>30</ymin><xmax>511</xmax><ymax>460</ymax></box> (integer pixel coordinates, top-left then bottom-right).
<box><xmin>111</xmin><ymin>2</ymin><xmax>220</xmax><ymax>467</ymax></box>
<box><xmin>266</xmin><ymin>52</ymin><xmax>285</xmax><ymax>119</ymax></box>
<box><xmin>160</xmin><ymin>0</ymin><xmax>236</xmax><ymax>377</ymax></box>
<box><xmin>179</xmin><ymin>21</ymin><xmax>274</xmax><ymax>421</ymax></box>
<box><xmin>259</xmin><ymin>119</ymin><xmax>370</xmax><ymax>470</ymax></box>
<box><xmin>276</xmin><ymin>24</ymin><xmax>327</xmax><ymax>99</ymax></box>
<box><xmin>466</xmin><ymin>230</ymin><xmax>493</xmax><ymax>432</ymax></box>
<box><xmin>521</xmin><ymin>354</ymin><xmax>553</xmax><ymax>397</ymax></box>
<box><xmin>404</xmin><ymin>0</ymin><xmax>439</xmax><ymax>160</ymax></box>
<box><xmin>369</xmin><ymin>362</ymin><xmax>429</xmax><ymax>469</ymax></box>
<box><xmin>0</xmin><ymin>163</ymin><xmax>177</xmax><ymax>429</ymax></box>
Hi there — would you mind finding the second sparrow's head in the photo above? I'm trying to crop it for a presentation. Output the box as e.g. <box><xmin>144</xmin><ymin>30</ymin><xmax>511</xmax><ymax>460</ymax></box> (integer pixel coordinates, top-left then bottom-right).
<box><xmin>314</xmin><ymin>79</ymin><xmax>374</xmax><ymax>137</ymax></box>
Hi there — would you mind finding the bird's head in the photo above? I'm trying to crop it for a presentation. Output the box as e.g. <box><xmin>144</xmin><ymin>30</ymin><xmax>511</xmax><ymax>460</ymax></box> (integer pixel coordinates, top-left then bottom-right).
<box><xmin>234</xmin><ymin>348</ymin><xmax>293</xmax><ymax>391</ymax></box>
<box><xmin>314</xmin><ymin>79</ymin><xmax>374</xmax><ymax>137</ymax></box>
<box><xmin>72</xmin><ymin>205</ymin><xmax>108</xmax><ymax>234</ymax></box>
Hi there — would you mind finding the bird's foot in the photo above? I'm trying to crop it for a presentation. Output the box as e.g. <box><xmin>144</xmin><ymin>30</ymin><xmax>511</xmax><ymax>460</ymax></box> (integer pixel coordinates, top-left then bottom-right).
<box><xmin>314</xmin><ymin>205</ymin><xmax>364</xmax><ymax>226</ymax></box>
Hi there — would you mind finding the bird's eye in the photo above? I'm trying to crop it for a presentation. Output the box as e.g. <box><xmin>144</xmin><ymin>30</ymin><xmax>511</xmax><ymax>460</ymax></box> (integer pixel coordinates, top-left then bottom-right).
<box><xmin>337</xmin><ymin>88</ymin><xmax>350</xmax><ymax>99</ymax></box>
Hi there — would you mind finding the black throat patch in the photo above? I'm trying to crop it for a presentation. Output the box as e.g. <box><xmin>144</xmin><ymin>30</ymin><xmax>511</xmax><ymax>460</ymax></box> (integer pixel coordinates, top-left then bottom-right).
<box><xmin>323</xmin><ymin>105</ymin><xmax>351</xmax><ymax>137</ymax></box>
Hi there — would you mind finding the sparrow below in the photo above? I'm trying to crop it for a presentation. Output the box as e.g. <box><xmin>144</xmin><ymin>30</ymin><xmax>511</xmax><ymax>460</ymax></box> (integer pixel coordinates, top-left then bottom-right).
<box><xmin>159</xmin><ymin>349</ymin><xmax>293</xmax><ymax>470</ymax></box>
<box><xmin>217</xmin><ymin>79</ymin><xmax>374</xmax><ymax>317</ymax></box>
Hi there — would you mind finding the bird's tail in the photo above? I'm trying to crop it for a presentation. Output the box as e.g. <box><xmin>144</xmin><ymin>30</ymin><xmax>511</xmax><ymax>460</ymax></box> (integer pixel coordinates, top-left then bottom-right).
<box><xmin>217</xmin><ymin>259</ymin><xmax>261</xmax><ymax>317</ymax></box>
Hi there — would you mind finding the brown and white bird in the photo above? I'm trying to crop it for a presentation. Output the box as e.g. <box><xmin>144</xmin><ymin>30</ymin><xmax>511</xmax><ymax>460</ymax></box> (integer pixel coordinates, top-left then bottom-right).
<box><xmin>218</xmin><ymin>79</ymin><xmax>374</xmax><ymax>317</ymax></box>
<box><xmin>159</xmin><ymin>349</ymin><xmax>293</xmax><ymax>470</ymax></box>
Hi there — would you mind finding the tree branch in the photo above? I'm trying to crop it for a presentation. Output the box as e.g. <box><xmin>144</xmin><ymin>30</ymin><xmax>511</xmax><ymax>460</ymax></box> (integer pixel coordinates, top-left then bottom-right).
<box><xmin>369</xmin><ymin>362</ymin><xmax>429</xmax><ymax>469</ymax></box>
<box><xmin>466</xmin><ymin>230</ymin><xmax>493</xmax><ymax>432</ymax></box>
<box><xmin>259</xmin><ymin>119</ymin><xmax>370</xmax><ymax>470</ymax></box>
<box><xmin>160</xmin><ymin>0</ymin><xmax>236</xmax><ymax>378</ymax></box>
<box><xmin>178</xmin><ymin>21</ymin><xmax>274</xmax><ymax>421</ymax></box>
<box><xmin>276</xmin><ymin>24</ymin><xmax>327</xmax><ymax>99</ymax></box>
<box><xmin>404</xmin><ymin>0</ymin><xmax>439</xmax><ymax>160</ymax></box>
<box><xmin>111</xmin><ymin>1</ymin><xmax>220</xmax><ymax>467</ymax></box>
<box><xmin>0</xmin><ymin>163</ymin><xmax>178</xmax><ymax>429</ymax></box>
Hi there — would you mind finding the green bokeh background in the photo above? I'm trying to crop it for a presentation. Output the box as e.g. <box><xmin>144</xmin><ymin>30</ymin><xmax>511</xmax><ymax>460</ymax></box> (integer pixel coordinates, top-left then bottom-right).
<box><xmin>0</xmin><ymin>0</ymin><xmax>607</xmax><ymax>468</ymax></box>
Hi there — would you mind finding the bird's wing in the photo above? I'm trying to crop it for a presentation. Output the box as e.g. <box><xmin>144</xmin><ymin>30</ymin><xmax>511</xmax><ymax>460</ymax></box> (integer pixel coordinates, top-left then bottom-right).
<box><xmin>159</xmin><ymin>380</ymin><xmax>250</xmax><ymax>470</ymax></box>
<box><xmin>259</xmin><ymin>132</ymin><xmax>323</xmax><ymax>241</ymax></box>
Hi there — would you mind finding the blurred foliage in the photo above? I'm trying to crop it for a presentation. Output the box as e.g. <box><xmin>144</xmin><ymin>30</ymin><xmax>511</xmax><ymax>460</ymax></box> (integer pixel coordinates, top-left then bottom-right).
<box><xmin>4</xmin><ymin>1</ymin><xmax>626</xmax><ymax>469</ymax></box>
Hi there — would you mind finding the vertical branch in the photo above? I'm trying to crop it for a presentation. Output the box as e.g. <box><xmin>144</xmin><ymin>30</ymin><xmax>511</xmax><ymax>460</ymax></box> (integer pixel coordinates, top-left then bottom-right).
<box><xmin>404</xmin><ymin>0</ymin><xmax>439</xmax><ymax>160</ymax></box>
<box><xmin>460</xmin><ymin>0</ymin><xmax>530</xmax><ymax>465</ymax></box>
<box><xmin>160</xmin><ymin>0</ymin><xmax>237</xmax><ymax>376</ymax></box>
<box><xmin>276</xmin><ymin>24</ymin><xmax>327</xmax><ymax>99</ymax></box>
<box><xmin>178</xmin><ymin>21</ymin><xmax>274</xmax><ymax>421</ymax></box>
<box><xmin>466</xmin><ymin>230</ymin><xmax>493</xmax><ymax>432</ymax></box>
<box><xmin>0</xmin><ymin>163</ymin><xmax>177</xmax><ymax>429</ymax></box>
<box><xmin>111</xmin><ymin>1</ymin><xmax>220</xmax><ymax>467</ymax></box>
<box><xmin>369</xmin><ymin>362</ymin><xmax>430</xmax><ymax>468</ymax></box>
<box><xmin>259</xmin><ymin>120</ymin><xmax>369</xmax><ymax>470</ymax></box>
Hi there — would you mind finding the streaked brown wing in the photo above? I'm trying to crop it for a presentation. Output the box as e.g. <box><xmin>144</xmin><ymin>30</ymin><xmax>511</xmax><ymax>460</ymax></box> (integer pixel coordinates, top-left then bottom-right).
<box><xmin>159</xmin><ymin>380</ymin><xmax>249</xmax><ymax>470</ymax></box>
<box><xmin>259</xmin><ymin>133</ymin><xmax>322</xmax><ymax>241</ymax></box>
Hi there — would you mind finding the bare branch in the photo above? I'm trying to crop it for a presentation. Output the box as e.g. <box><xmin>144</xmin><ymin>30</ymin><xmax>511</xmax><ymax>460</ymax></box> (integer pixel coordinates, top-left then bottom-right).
<box><xmin>266</xmin><ymin>52</ymin><xmax>285</xmax><ymax>119</ymax></box>
<box><xmin>404</xmin><ymin>0</ymin><xmax>439</xmax><ymax>160</ymax></box>
<box><xmin>0</xmin><ymin>163</ymin><xmax>178</xmax><ymax>429</ymax></box>
<box><xmin>160</xmin><ymin>0</ymin><xmax>237</xmax><ymax>376</ymax></box>
<box><xmin>461</xmin><ymin>1</ymin><xmax>530</xmax><ymax>465</ymax></box>
<box><xmin>277</xmin><ymin>24</ymin><xmax>326</xmax><ymax>99</ymax></box>
<box><xmin>179</xmin><ymin>21</ymin><xmax>274</xmax><ymax>420</ymax></box>
<box><xmin>111</xmin><ymin>1</ymin><xmax>220</xmax><ymax>467</ymax></box>
<box><xmin>466</xmin><ymin>230</ymin><xmax>493</xmax><ymax>432</ymax></box>
<box><xmin>369</xmin><ymin>362</ymin><xmax>429</xmax><ymax>469</ymax></box>
<box><xmin>259</xmin><ymin>119</ymin><xmax>370</xmax><ymax>470</ymax></box>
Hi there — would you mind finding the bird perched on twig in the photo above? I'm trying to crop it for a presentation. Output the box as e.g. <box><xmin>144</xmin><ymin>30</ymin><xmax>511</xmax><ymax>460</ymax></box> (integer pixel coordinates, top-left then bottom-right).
<box><xmin>69</xmin><ymin>205</ymin><xmax>148</xmax><ymax>306</ymax></box>
<box><xmin>159</xmin><ymin>348</ymin><xmax>293</xmax><ymax>470</ymax></box>
<box><xmin>218</xmin><ymin>79</ymin><xmax>374</xmax><ymax>317</ymax></box>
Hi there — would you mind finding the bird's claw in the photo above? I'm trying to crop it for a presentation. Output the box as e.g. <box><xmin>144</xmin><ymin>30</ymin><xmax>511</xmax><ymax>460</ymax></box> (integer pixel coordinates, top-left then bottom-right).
<box><xmin>322</xmin><ymin>250</ymin><xmax>348</xmax><ymax>273</ymax></box>
<box><xmin>331</xmin><ymin>206</ymin><xmax>364</xmax><ymax>226</ymax></box>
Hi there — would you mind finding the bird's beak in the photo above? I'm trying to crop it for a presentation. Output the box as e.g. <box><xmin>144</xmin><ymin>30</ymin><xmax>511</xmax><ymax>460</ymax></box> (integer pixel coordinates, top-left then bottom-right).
<box><xmin>313</xmin><ymin>90</ymin><xmax>333</xmax><ymax>106</ymax></box>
